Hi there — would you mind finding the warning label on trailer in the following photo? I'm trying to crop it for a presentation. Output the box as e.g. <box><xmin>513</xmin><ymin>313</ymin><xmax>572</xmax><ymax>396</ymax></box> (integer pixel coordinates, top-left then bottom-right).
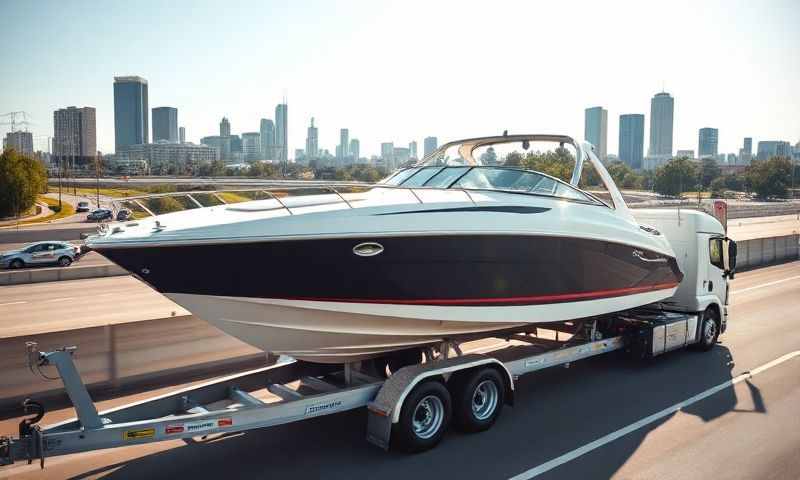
<box><xmin>123</xmin><ymin>428</ymin><xmax>155</xmax><ymax>440</ymax></box>
<box><xmin>164</xmin><ymin>418</ymin><xmax>233</xmax><ymax>435</ymax></box>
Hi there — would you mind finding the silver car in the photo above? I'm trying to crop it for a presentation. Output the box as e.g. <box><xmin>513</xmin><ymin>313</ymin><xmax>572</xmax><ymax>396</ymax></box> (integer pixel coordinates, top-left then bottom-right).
<box><xmin>0</xmin><ymin>242</ymin><xmax>81</xmax><ymax>269</ymax></box>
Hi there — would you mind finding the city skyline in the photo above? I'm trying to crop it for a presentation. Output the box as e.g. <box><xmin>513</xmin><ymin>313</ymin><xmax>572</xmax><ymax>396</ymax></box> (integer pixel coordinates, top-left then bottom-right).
<box><xmin>2</xmin><ymin>1</ymin><xmax>799</xmax><ymax>157</ymax></box>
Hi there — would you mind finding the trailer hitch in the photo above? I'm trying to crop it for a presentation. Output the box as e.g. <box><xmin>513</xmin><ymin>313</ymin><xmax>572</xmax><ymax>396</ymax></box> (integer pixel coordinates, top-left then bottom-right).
<box><xmin>19</xmin><ymin>398</ymin><xmax>45</xmax><ymax>437</ymax></box>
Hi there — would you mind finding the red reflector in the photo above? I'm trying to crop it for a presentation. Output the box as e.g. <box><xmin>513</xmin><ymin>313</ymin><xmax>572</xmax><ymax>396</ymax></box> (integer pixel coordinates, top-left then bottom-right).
<box><xmin>217</xmin><ymin>418</ymin><xmax>233</xmax><ymax>427</ymax></box>
<box><xmin>165</xmin><ymin>425</ymin><xmax>184</xmax><ymax>434</ymax></box>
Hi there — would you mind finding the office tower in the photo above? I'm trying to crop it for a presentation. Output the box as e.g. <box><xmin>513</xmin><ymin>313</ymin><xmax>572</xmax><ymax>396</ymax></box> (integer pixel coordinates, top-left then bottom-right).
<box><xmin>584</xmin><ymin>106</ymin><xmax>608</xmax><ymax>160</ymax></box>
<box><xmin>152</xmin><ymin>107</ymin><xmax>178</xmax><ymax>143</ymax></box>
<box><xmin>409</xmin><ymin>141</ymin><xmax>418</xmax><ymax>160</ymax></box>
<box><xmin>743</xmin><ymin>137</ymin><xmax>752</xmax><ymax>155</ymax></box>
<box><xmin>275</xmin><ymin>103</ymin><xmax>288</xmax><ymax>163</ymax></box>
<box><xmin>424</xmin><ymin>137</ymin><xmax>438</xmax><ymax>157</ymax></box>
<box><xmin>261</xmin><ymin>119</ymin><xmax>275</xmax><ymax>160</ymax></box>
<box><xmin>200</xmin><ymin>136</ymin><xmax>232</xmax><ymax>161</ymax></box>
<box><xmin>304</xmin><ymin>117</ymin><xmax>318</xmax><ymax>158</ymax></box>
<box><xmin>119</xmin><ymin>143</ymin><xmax>217</xmax><ymax>174</ymax></box>
<box><xmin>698</xmin><ymin>128</ymin><xmax>719</xmax><ymax>158</ymax></box>
<box><xmin>53</xmin><ymin>106</ymin><xmax>97</xmax><ymax>168</ymax></box>
<box><xmin>338</xmin><ymin>128</ymin><xmax>349</xmax><ymax>159</ymax></box>
<box><xmin>756</xmin><ymin>141</ymin><xmax>792</xmax><ymax>161</ymax></box>
<box><xmin>618</xmin><ymin>114</ymin><xmax>644</xmax><ymax>169</ymax></box>
<box><xmin>393</xmin><ymin>147</ymin><xmax>410</xmax><ymax>167</ymax></box>
<box><xmin>220</xmin><ymin>117</ymin><xmax>231</xmax><ymax>137</ymax></box>
<box><xmin>179</xmin><ymin>127</ymin><xmax>186</xmax><ymax>144</ymax></box>
<box><xmin>349</xmin><ymin>138</ymin><xmax>360</xmax><ymax>161</ymax></box>
<box><xmin>381</xmin><ymin>142</ymin><xmax>395</xmax><ymax>169</ymax></box>
<box><xmin>241</xmin><ymin>132</ymin><xmax>261</xmax><ymax>161</ymax></box>
<box><xmin>113</xmin><ymin>76</ymin><xmax>148</xmax><ymax>151</ymax></box>
<box><xmin>648</xmin><ymin>91</ymin><xmax>674</xmax><ymax>157</ymax></box>
<box><xmin>3</xmin><ymin>131</ymin><xmax>34</xmax><ymax>156</ymax></box>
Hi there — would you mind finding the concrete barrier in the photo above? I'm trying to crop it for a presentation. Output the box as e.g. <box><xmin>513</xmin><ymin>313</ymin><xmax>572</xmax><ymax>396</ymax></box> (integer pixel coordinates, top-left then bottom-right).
<box><xmin>0</xmin><ymin>315</ymin><xmax>264</xmax><ymax>411</ymax></box>
<box><xmin>736</xmin><ymin>234</ymin><xmax>799</xmax><ymax>270</ymax></box>
<box><xmin>0</xmin><ymin>264</ymin><xmax>129</xmax><ymax>286</ymax></box>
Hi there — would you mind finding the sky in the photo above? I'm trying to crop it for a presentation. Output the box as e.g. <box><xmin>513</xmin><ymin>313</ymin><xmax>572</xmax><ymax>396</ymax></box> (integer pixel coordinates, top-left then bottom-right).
<box><xmin>2</xmin><ymin>0</ymin><xmax>799</xmax><ymax>158</ymax></box>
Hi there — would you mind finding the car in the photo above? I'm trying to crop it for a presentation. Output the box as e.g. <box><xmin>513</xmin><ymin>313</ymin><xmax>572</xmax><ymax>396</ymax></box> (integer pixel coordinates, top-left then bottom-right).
<box><xmin>87</xmin><ymin>208</ymin><xmax>113</xmax><ymax>222</ymax></box>
<box><xmin>116</xmin><ymin>208</ymin><xmax>133</xmax><ymax>221</ymax></box>
<box><xmin>76</xmin><ymin>201</ymin><xmax>91</xmax><ymax>212</ymax></box>
<box><xmin>0</xmin><ymin>242</ymin><xmax>81</xmax><ymax>269</ymax></box>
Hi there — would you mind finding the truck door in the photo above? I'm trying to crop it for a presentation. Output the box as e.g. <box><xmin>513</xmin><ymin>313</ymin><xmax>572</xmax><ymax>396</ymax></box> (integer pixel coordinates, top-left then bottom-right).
<box><xmin>705</xmin><ymin>235</ymin><xmax>726</xmax><ymax>304</ymax></box>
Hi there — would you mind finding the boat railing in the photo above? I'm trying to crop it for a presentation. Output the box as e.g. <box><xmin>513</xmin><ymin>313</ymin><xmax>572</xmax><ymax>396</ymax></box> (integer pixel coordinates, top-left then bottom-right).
<box><xmin>106</xmin><ymin>183</ymin><xmax>479</xmax><ymax>221</ymax></box>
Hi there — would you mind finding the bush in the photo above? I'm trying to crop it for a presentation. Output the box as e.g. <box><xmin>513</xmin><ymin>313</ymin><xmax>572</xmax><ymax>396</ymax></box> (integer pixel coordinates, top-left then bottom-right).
<box><xmin>653</xmin><ymin>157</ymin><xmax>697</xmax><ymax>197</ymax></box>
<box><xmin>746</xmin><ymin>156</ymin><xmax>792</xmax><ymax>199</ymax></box>
<box><xmin>0</xmin><ymin>149</ymin><xmax>48</xmax><ymax>218</ymax></box>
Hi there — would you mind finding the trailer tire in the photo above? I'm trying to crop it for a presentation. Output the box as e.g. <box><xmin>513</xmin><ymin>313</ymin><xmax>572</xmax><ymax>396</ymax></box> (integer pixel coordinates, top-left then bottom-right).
<box><xmin>393</xmin><ymin>381</ymin><xmax>451</xmax><ymax>453</ymax></box>
<box><xmin>451</xmin><ymin>368</ymin><xmax>505</xmax><ymax>433</ymax></box>
<box><xmin>694</xmin><ymin>308</ymin><xmax>719</xmax><ymax>352</ymax></box>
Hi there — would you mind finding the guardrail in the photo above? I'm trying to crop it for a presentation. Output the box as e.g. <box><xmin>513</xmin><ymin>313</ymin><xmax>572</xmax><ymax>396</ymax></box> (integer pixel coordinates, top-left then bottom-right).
<box><xmin>0</xmin><ymin>263</ymin><xmax>128</xmax><ymax>286</ymax></box>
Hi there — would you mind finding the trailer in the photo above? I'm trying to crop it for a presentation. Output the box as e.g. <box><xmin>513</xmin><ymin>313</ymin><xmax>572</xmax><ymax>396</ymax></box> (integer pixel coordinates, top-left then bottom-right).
<box><xmin>0</xmin><ymin>307</ymin><xmax>722</xmax><ymax>468</ymax></box>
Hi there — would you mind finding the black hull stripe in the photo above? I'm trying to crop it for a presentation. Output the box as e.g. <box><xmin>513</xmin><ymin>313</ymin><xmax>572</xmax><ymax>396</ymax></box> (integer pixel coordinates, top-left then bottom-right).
<box><xmin>375</xmin><ymin>206</ymin><xmax>551</xmax><ymax>215</ymax></box>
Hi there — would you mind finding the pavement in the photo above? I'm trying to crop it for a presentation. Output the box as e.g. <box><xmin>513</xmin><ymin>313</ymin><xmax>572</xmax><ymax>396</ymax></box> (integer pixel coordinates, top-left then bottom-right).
<box><xmin>726</xmin><ymin>214</ymin><xmax>800</xmax><ymax>241</ymax></box>
<box><xmin>0</xmin><ymin>261</ymin><xmax>798</xmax><ymax>479</ymax></box>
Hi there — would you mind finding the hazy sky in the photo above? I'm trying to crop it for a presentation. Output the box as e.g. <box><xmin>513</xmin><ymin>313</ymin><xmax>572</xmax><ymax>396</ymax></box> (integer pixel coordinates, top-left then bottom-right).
<box><xmin>3</xmin><ymin>0</ymin><xmax>799</xmax><ymax>157</ymax></box>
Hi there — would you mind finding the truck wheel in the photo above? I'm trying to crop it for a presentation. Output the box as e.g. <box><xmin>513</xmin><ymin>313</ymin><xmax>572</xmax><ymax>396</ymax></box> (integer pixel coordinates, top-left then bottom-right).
<box><xmin>694</xmin><ymin>309</ymin><xmax>719</xmax><ymax>351</ymax></box>
<box><xmin>393</xmin><ymin>381</ymin><xmax>451</xmax><ymax>453</ymax></box>
<box><xmin>451</xmin><ymin>368</ymin><xmax>505</xmax><ymax>433</ymax></box>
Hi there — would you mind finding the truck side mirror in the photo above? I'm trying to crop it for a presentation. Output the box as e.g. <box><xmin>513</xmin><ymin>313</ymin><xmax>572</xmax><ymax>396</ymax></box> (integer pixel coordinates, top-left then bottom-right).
<box><xmin>724</xmin><ymin>238</ymin><xmax>737</xmax><ymax>279</ymax></box>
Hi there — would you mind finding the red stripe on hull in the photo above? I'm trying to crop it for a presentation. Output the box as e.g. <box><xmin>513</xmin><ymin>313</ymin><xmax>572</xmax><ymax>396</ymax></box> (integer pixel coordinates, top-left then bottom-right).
<box><xmin>279</xmin><ymin>282</ymin><xmax>679</xmax><ymax>306</ymax></box>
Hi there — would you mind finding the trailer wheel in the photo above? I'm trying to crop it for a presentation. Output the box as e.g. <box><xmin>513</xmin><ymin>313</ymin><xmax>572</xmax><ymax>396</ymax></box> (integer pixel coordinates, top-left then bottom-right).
<box><xmin>451</xmin><ymin>368</ymin><xmax>505</xmax><ymax>433</ymax></box>
<box><xmin>393</xmin><ymin>381</ymin><xmax>451</xmax><ymax>453</ymax></box>
<box><xmin>694</xmin><ymin>308</ymin><xmax>719</xmax><ymax>351</ymax></box>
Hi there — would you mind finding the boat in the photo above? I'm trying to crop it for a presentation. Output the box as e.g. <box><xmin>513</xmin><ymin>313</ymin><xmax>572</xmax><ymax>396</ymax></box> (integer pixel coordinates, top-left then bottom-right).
<box><xmin>85</xmin><ymin>134</ymin><xmax>683</xmax><ymax>364</ymax></box>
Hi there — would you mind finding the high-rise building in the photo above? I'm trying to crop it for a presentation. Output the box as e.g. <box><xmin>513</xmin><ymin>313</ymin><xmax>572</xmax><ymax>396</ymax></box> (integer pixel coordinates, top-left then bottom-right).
<box><xmin>698</xmin><ymin>128</ymin><xmax>719</xmax><ymax>158</ymax></box>
<box><xmin>241</xmin><ymin>132</ymin><xmax>261</xmax><ymax>161</ymax></box>
<box><xmin>756</xmin><ymin>141</ymin><xmax>792</xmax><ymax>161</ymax></box>
<box><xmin>349</xmin><ymin>138</ymin><xmax>360</xmax><ymax>161</ymax></box>
<box><xmin>275</xmin><ymin>103</ymin><xmax>288</xmax><ymax>163</ymax></box>
<box><xmin>618</xmin><ymin>114</ymin><xmax>644</xmax><ymax>169</ymax></box>
<box><xmin>261</xmin><ymin>119</ymin><xmax>275</xmax><ymax>160</ymax></box>
<box><xmin>152</xmin><ymin>107</ymin><xmax>178</xmax><ymax>143</ymax></box>
<box><xmin>676</xmin><ymin>149</ymin><xmax>695</xmax><ymax>159</ymax></box>
<box><xmin>53</xmin><ymin>106</ymin><xmax>96</xmax><ymax>168</ymax></box>
<box><xmin>179</xmin><ymin>126</ymin><xmax>186</xmax><ymax>144</ymax></box>
<box><xmin>737</xmin><ymin>137</ymin><xmax>753</xmax><ymax>165</ymax></box>
<box><xmin>648</xmin><ymin>91</ymin><xmax>674</xmax><ymax>157</ymax></box>
<box><xmin>3</xmin><ymin>131</ymin><xmax>34</xmax><ymax>156</ymax></box>
<box><xmin>743</xmin><ymin>137</ymin><xmax>752</xmax><ymax>155</ymax></box>
<box><xmin>219</xmin><ymin>117</ymin><xmax>231</xmax><ymax>137</ymax></box>
<box><xmin>409</xmin><ymin>141</ymin><xmax>418</xmax><ymax>160</ymax></box>
<box><xmin>200</xmin><ymin>136</ymin><xmax>232</xmax><ymax>161</ymax></box>
<box><xmin>423</xmin><ymin>136</ymin><xmax>438</xmax><ymax>157</ymax></box>
<box><xmin>393</xmin><ymin>147</ymin><xmax>411</xmax><ymax>167</ymax></box>
<box><xmin>338</xmin><ymin>128</ymin><xmax>350</xmax><ymax>159</ymax></box>
<box><xmin>113</xmin><ymin>76</ymin><xmax>148</xmax><ymax>152</ymax></box>
<box><xmin>305</xmin><ymin>118</ymin><xmax>318</xmax><ymax>159</ymax></box>
<box><xmin>381</xmin><ymin>142</ymin><xmax>395</xmax><ymax>169</ymax></box>
<box><xmin>584</xmin><ymin>106</ymin><xmax>608</xmax><ymax>160</ymax></box>
<box><xmin>119</xmin><ymin>142</ymin><xmax>217</xmax><ymax>174</ymax></box>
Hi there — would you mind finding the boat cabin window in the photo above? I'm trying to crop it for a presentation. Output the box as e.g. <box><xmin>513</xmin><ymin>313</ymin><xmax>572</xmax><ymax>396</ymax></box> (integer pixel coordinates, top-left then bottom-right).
<box><xmin>422</xmin><ymin>167</ymin><xmax>470</xmax><ymax>187</ymax></box>
<box><xmin>401</xmin><ymin>167</ymin><xmax>444</xmax><ymax>187</ymax></box>
<box><xmin>424</xmin><ymin>145</ymin><xmax>471</xmax><ymax>166</ymax></box>
<box><xmin>451</xmin><ymin>167</ymin><xmax>592</xmax><ymax>201</ymax></box>
<box><xmin>380</xmin><ymin>168</ymin><xmax>419</xmax><ymax>186</ymax></box>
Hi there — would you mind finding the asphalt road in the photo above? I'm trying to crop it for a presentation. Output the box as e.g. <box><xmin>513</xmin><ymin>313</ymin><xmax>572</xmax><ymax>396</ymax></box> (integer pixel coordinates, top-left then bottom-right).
<box><xmin>1</xmin><ymin>262</ymin><xmax>798</xmax><ymax>479</ymax></box>
<box><xmin>0</xmin><ymin>276</ymin><xmax>188</xmax><ymax>337</ymax></box>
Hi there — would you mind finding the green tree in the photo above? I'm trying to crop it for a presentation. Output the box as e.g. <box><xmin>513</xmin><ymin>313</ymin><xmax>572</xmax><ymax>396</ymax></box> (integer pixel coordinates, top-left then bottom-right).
<box><xmin>653</xmin><ymin>157</ymin><xmax>697</xmax><ymax>196</ymax></box>
<box><xmin>0</xmin><ymin>148</ymin><xmax>48</xmax><ymax>218</ymax></box>
<box><xmin>710</xmin><ymin>177</ymin><xmax>726</xmax><ymax>197</ymax></box>
<box><xmin>746</xmin><ymin>156</ymin><xmax>792</xmax><ymax>199</ymax></box>
<box><xmin>699</xmin><ymin>158</ymin><xmax>721</xmax><ymax>189</ymax></box>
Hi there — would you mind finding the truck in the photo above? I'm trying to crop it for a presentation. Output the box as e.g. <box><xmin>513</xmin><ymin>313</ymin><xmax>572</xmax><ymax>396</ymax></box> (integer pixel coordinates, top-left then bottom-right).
<box><xmin>0</xmin><ymin>207</ymin><xmax>737</xmax><ymax>467</ymax></box>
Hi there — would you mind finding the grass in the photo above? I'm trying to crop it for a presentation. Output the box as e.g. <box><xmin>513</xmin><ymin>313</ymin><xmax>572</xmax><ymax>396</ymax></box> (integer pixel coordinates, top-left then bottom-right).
<box><xmin>10</xmin><ymin>196</ymin><xmax>77</xmax><ymax>225</ymax></box>
<box><xmin>216</xmin><ymin>192</ymin><xmax>252</xmax><ymax>204</ymax></box>
<box><xmin>66</xmin><ymin>187</ymin><xmax>147</xmax><ymax>198</ymax></box>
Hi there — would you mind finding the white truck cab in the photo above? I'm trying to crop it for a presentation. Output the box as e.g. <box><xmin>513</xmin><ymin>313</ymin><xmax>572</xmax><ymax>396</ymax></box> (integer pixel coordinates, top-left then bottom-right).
<box><xmin>632</xmin><ymin>208</ymin><xmax>737</xmax><ymax>335</ymax></box>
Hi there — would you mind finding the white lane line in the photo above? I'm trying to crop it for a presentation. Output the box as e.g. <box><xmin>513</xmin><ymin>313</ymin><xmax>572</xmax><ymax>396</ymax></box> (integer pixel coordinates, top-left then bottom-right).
<box><xmin>508</xmin><ymin>350</ymin><xmax>800</xmax><ymax>480</ymax></box>
<box><xmin>733</xmin><ymin>274</ymin><xmax>800</xmax><ymax>294</ymax></box>
<box><xmin>0</xmin><ymin>301</ymin><xmax>27</xmax><ymax>306</ymax></box>
<box><xmin>43</xmin><ymin>297</ymin><xmax>75</xmax><ymax>302</ymax></box>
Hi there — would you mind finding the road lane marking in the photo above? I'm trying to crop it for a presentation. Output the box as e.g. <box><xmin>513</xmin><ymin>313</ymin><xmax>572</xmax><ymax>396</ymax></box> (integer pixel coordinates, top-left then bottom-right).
<box><xmin>508</xmin><ymin>349</ymin><xmax>800</xmax><ymax>480</ymax></box>
<box><xmin>0</xmin><ymin>301</ymin><xmax>27</xmax><ymax>306</ymax></box>
<box><xmin>44</xmin><ymin>297</ymin><xmax>75</xmax><ymax>302</ymax></box>
<box><xmin>733</xmin><ymin>275</ymin><xmax>800</xmax><ymax>294</ymax></box>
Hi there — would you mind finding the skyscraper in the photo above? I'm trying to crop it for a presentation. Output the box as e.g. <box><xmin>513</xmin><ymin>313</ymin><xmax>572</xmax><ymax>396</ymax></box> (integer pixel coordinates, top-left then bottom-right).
<box><xmin>338</xmin><ymin>128</ymin><xmax>350</xmax><ymax>159</ymax></box>
<box><xmin>423</xmin><ymin>137</ymin><xmax>438</xmax><ymax>157</ymax></box>
<box><xmin>220</xmin><ymin>117</ymin><xmax>231</xmax><ymax>137</ymax></box>
<box><xmin>409</xmin><ymin>141</ymin><xmax>418</xmax><ymax>160</ymax></box>
<box><xmin>260</xmin><ymin>119</ymin><xmax>275</xmax><ymax>160</ymax></box>
<box><xmin>3</xmin><ymin>131</ymin><xmax>34</xmax><ymax>156</ymax></box>
<box><xmin>152</xmin><ymin>107</ymin><xmax>178</xmax><ymax>143</ymax></box>
<box><xmin>350</xmin><ymin>138</ymin><xmax>360</xmax><ymax>161</ymax></box>
<box><xmin>304</xmin><ymin>118</ymin><xmax>318</xmax><ymax>159</ymax></box>
<box><xmin>618</xmin><ymin>114</ymin><xmax>644</xmax><ymax>169</ymax></box>
<box><xmin>698</xmin><ymin>128</ymin><xmax>719</xmax><ymax>158</ymax></box>
<box><xmin>179</xmin><ymin>126</ymin><xmax>186</xmax><ymax>144</ymax></box>
<box><xmin>382</xmin><ymin>142</ymin><xmax>395</xmax><ymax>169</ymax></box>
<box><xmin>275</xmin><ymin>103</ymin><xmax>288</xmax><ymax>164</ymax></box>
<box><xmin>648</xmin><ymin>92</ymin><xmax>674</xmax><ymax>157</ymax></box>
<box><xmin>113</xmin><ymin>76</ymin><xmax>148</xmax><ymax>152</ymax></box>
<box><xmin>54</xmin><ymin>106</ymin><xmax>97</xmax><ymax>168</ymax></box>
<box><xmin>743</xmin><ymin>137</ymin><xmax>752</xmax><ymax>155</ymax></box>
<box><xmin>584</xmin><ymin>106</ymin><xmax>608</xmax><ymax>160</ymax></box>
<box><xmin>756</xmin><ymin>141</ymin><xmax>791</xmax><ymax>161</ymax></box>
<box><xmin>241</xmin><ymin>132</ymin><xmax>261</xmax><ymax>161</ymax></box>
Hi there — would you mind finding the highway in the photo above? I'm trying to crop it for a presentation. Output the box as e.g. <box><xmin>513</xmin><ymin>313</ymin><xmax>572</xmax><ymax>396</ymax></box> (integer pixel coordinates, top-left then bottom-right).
<box><xmin>1</xmin><ymin>262</ymin><xmax>798</xmax><ymax>479</ymax></box>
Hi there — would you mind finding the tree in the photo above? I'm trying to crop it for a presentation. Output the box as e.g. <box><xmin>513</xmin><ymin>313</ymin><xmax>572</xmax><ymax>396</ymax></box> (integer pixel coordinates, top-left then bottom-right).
<box><xmin>0</xmin><ymin>148</ymin><xmax>48</xmax><ymax>218</ymax></box>
<box><xmin>710</xmin><ymin>177</ymin><xmax>726</xmax><ymax>197</ymax></box>
<box><xmin>746</xmin><ymin>156</ymin><xmax>792</xmax><ymax>199</ymax></box>
<box><xmin>653</xmin><ymin>157</ymin><xmax>697</xmax><ymax>197</ymax></box>
<box><xmin>699</xmin><ymin>158</ymin><xmax>721</xmax><ymax>189</ymax></box>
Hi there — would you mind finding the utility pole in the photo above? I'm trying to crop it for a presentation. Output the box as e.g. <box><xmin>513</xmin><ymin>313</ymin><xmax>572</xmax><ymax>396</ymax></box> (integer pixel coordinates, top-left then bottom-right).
<box><xmin>95</xmin><ymin>151</ymin><xmax>100</xmax><ymax>208</ymax></box>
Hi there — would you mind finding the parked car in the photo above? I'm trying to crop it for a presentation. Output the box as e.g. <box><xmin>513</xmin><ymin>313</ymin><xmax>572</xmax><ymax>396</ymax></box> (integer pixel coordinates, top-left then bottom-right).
<box><xmin>116</xmin><ymin>208</ymin><xmax>133</xmax><ymax>221</ymax></box>
<box><xmin>0</xmin><ymin>242</ymin><xmax>81</xmax><ymax>269</ymax></box>
<box><xmin>76</xmin><ymin>201</ymin><xmax>91</xmax><ymax>212</ymax></box>
<box><xmin>87</xmin><ymin>208</ymin><xmax>113</xmax><ymax>222</ymax></box>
